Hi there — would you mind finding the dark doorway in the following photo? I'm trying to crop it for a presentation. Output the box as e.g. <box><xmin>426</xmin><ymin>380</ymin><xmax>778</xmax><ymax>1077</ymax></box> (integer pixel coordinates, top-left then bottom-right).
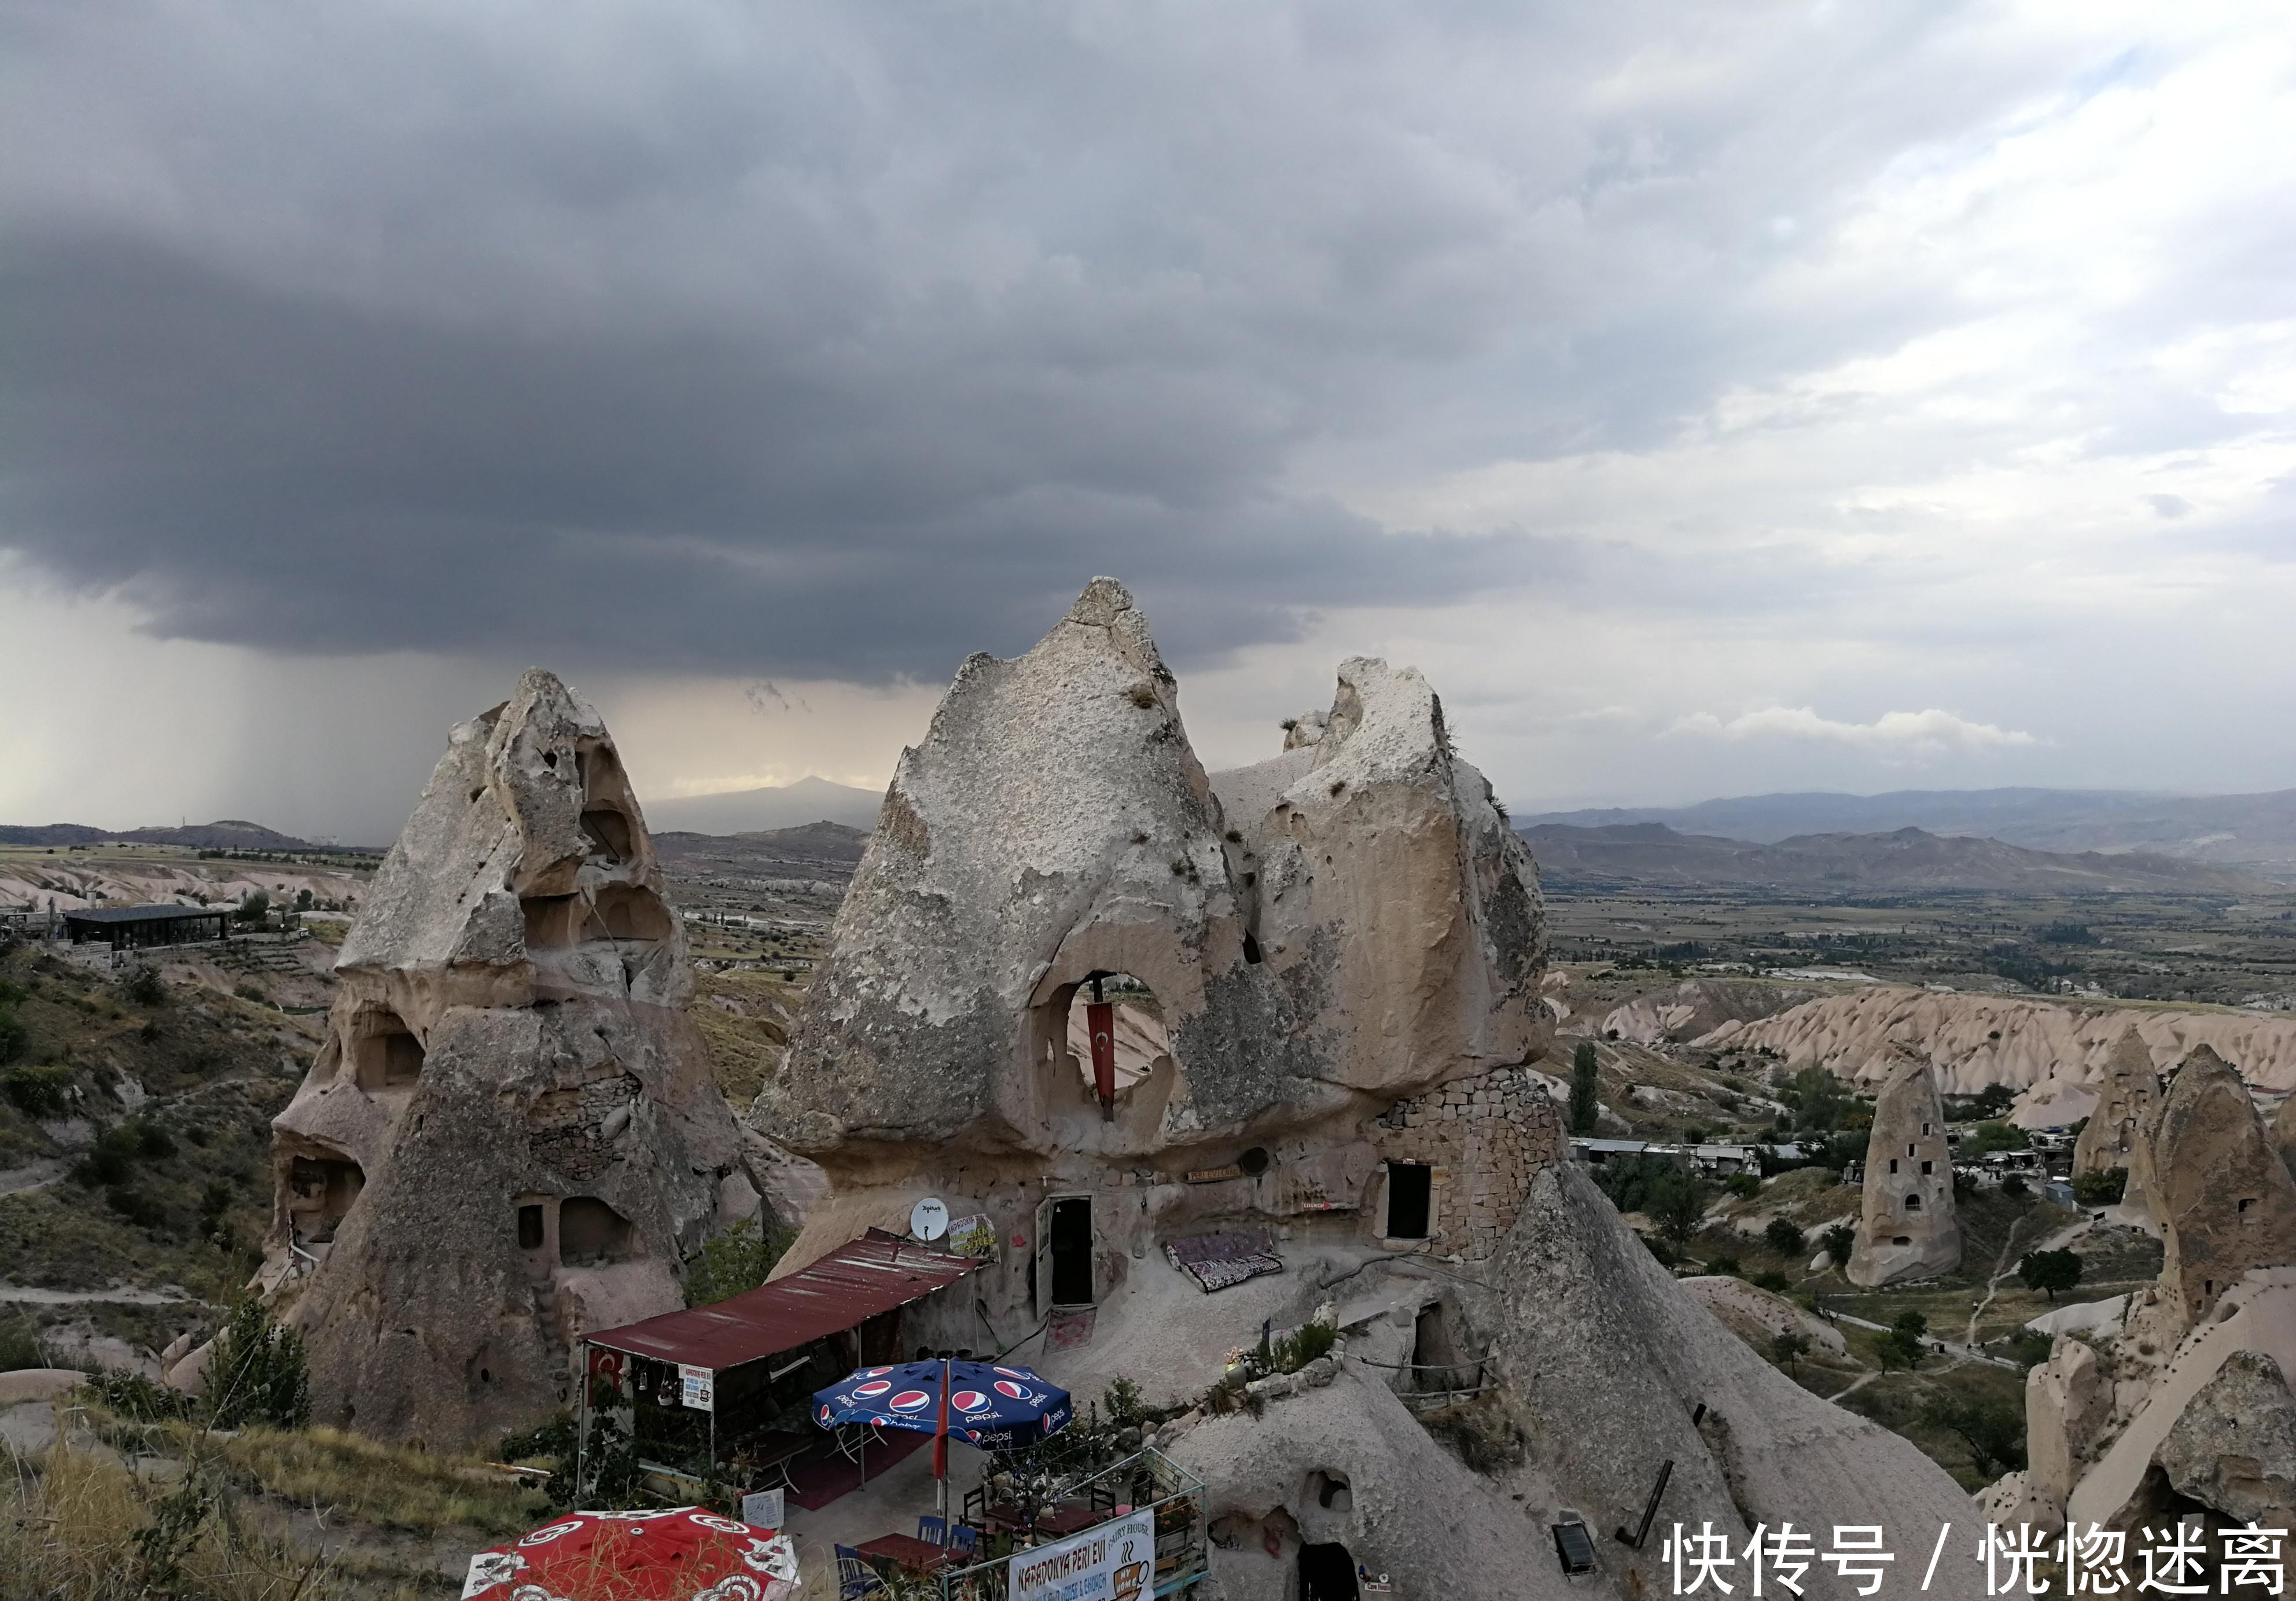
<box><xmin>1385</xmin><ymin>1163</ymin><xmax>1432</xmax><ymax>1240</ymax></box>
<box><xmin>1412</xmin><ymin>1302</ymin><xmax>1462</xmax><ymax>1393</ymax></box>
<box><xmin>1299</xmin><ymin>1542</ymin><xmax>1361</xmax><ymax>1601</ymax></box>
<box><xmin>1050</xmin><ymin>1197</ymin><xmax>1094</xmax><ymax>1306</ymax></box>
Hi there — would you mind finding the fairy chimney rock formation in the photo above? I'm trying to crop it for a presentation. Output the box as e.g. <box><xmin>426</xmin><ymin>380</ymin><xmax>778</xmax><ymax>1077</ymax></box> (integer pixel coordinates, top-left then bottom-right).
<box><xmin>761</xmin><ymin>581</ymin><xmax>1546</xmax><ymax>1164</ymax></box>
<box><xmin>266</xmin><ymin>669</ymin><xmax>745</xmax><ymax>1447</ymax></box>
<box><xmin>2150</xmin><ymin>1046</ymin><xmax>2296</xmax><ymax>1335</ymax></box>
<box><xmin>1848</xmin><ymin>1054</ymin><xmax>1960</xmax><ymax>1286</ymax></box>
<box><xmin>2026</xmin><ymin>1336</ymin><xmax>2113</xmax><ymax>1519</ymax></box>
<box><xmin>2073</xmin><ymin>1026</ymin><xmax>2161</xmax><ymax>1209</ymax></box>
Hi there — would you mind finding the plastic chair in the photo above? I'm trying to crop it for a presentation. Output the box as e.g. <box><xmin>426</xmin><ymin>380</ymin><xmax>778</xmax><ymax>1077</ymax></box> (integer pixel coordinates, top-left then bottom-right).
<box><xmin>836</xmin><ymin>1545</ymin><xmax>889</xmax><ymax>1599</ymax></box>
<box><xmin>917</xmin><ymin>1515</ymin><xmax>949</xmax><ymax>1546</ymax></box>
<box><xmin>947</xmin><ymin>1525</ymin><xmax>980</xmax><ymax>1558</ymax></box>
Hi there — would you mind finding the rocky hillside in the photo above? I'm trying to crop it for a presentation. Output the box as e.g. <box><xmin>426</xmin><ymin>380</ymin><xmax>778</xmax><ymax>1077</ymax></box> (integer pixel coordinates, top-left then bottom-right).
<box><xmin>1702</xmin><ymin>985</ymin><xmax>2296</xmax><ymax>1124</ymax></box>
<box><xmin>1522</xmin><ymin>823</ymin><xmax>2271</xmax><ymax>892</ymax></box>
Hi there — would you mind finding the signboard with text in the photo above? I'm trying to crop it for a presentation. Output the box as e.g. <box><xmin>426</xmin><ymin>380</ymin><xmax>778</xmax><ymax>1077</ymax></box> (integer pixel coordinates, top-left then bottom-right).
<box><xmin>1008</xmin><ymin>1510</ymin><xmax>1155</xmax><ymax>1601</ymax></box>
<box><xmin>679</xmin><ymin>1363</ymin><xmax>714</xmax><ymax>1412</ymax></box>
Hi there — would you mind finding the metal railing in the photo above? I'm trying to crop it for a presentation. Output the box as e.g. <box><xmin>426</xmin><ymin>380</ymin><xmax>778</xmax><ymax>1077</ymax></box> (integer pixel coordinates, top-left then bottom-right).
<box><xmin>936</xmin><ymin>1447</ymin><xmax>1207</xmax><ymax>1600</ymax></box>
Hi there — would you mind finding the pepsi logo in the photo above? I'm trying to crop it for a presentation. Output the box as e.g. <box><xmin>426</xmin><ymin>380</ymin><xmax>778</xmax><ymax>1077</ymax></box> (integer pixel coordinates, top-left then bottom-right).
<box><xmin>952</xmin><ymin>1390</ymin><xmax>988</xmax><ymax>1411</ymax></box>
<box><xmin>992</xmin><ymin>1366</ymin><xmax>1029</xmax><ymax>1379</ymax></box>
<box><xmin>890</xmin><ymin>1389</ymin><xmax>932</xmax><ymax>1411</ymax></box>
<box><xmin>852</xmin><ymin>1381</ymin><xmax>893</xmax><ymax>1398</ymax></box>
<box><xmin>994</xmin><ymin>1379</ymin><xmax>1032</xmax><ymax>1400</ymax></box>
<box><xmin>863</xmin><ymin>1367</ymin><xmax>894</xmax><ymax>1378</ymax></box>
<box><xmin>817</xmin><ymin>1405</ymin><xmax>833</xmax><ymax>1425</ymax></box>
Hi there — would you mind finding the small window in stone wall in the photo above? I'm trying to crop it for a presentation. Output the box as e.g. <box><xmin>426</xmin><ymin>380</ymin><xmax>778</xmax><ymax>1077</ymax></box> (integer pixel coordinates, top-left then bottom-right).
<box><xmin>1905</xmin><ymin>1193</ymin><xmax>1922</xmax><ymax>1213</ymax></box>
<box><xmin>1889</xmin><ymin>1158</ymin><xmax>1898</xmax><ymax>1175</ymax></box>
<box><xmin>518</xmin><ymin>1204</ymin><xmax>545</xmax><ymax>1251</ymax></box>
<box><xmin>1920</xmin><ymin>1161</ymin><xmax>1933</xmax><ymax>1176</ymax></box>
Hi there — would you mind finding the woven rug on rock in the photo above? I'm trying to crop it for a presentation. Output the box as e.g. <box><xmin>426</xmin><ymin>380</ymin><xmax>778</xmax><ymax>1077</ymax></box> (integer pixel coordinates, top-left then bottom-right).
<box><xmin>1164</xmin><ymin>1231</ymin><xmax>1283</xmax><ymax>1293</ymax></box>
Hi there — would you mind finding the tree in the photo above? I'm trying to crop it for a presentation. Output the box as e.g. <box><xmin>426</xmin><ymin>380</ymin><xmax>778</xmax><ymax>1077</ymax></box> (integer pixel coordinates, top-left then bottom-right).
<box><xmin>684</xmin><ymin>1218</ymin><xmax>792</xmax><ymax>1308</ymax></box>
<box><xmin>1921</xmin><ymin>1392</ymin><xmax>2027</xmax><ymax>1478</ymax></box>
<box><xmin>204</xmin><ymin>1299</ymin><xmax>310</xmax><ymax>1430</ymax></box>
<box><xmin>1765</xmin><ymin>1216</ymin><xmax>1806</xmax><ymax>1257</ymax></box>
<box><xmin>293</xmin><ymin>888</ymin><xmax>314</xmax><ymax>912</ymax></box>
<box><xmin>1771</xmin><ymin>1330</ymin><xmax>1810</xmax><ymax>1372</ymax></box>
<box><xmin>1788</xmin><ymin>1067</ymin><xmax>1852</xmax><ymax>1133</ymax></box>
<box><xmin>2072</xmin><ymin>1168</ymin><xmax>2126</xmax><ymax>1206</ymax></box>
<box><xmin>1961</xmin><ymin>1121</ymin><xmax>2029</xmax><ymax>1157</ymax></box>
<box><xmin>1820</xmin><ymin>1223</ymin><xmax>1856</xmax><ymax>1265</ymax></box>
<box><xmin>233</xmin><ymin>890</ymin><xmax>271</xmax><ymax>925</ymax></box>
<box><xmin>1648</xmin><ymin>1170</ymin><xmax>1710</xmax><ymax>1244</ymax></box>
<box><xmin>2018</xmin><ymin>1249</ymin><xmax>2082</xmax><ymax>1302</ymax></box>
<box><xmin>1568</xmin><ymin>1041</ymin><xmax>1601</xmax><ymax>1135</ymax></box>
<box><xmin>1877</xmin><ymin>1308</ymin><xmax>1929</xmax><ymax>1370</ymax></box>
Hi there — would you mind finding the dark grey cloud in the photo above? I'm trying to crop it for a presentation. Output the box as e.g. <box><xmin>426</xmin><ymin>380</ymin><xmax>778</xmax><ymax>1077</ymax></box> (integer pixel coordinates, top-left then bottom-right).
<box><xmin>0</xmin><ymin>1</ymin><xmax>2269</xmax><ymax>681</ymax></box>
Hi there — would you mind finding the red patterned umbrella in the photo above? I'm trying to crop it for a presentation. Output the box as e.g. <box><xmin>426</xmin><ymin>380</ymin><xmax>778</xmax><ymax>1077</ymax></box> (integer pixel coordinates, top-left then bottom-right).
<box><xmin>461</xmin><ymin>1507</ymin><xmax>800</xmax><ymax>1600</ymax></box>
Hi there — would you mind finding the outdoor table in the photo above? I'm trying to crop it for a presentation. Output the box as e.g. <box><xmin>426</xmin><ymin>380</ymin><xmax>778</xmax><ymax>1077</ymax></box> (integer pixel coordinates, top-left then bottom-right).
<box><xmin>984</xmin><ymin>1502</ymin><xmax>1103</xmax><ymax>1540</ymax></box>
<box><xmin>859</xmin><ymin>1533</ymin><xmax>958</xmax><ymax>1575</ymax></box>
<box><xmin>736</xmin><ymin>1430</ymin><xmax>815</xmax><ymax>1490</ymax></box>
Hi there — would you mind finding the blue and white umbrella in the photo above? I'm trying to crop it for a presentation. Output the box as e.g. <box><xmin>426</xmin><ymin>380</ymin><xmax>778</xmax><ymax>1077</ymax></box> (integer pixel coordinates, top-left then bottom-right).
<box><xmin>813</xmin><ymin>1359</ymin><xmax>1073</xmax><ymax>1453</ymax></box>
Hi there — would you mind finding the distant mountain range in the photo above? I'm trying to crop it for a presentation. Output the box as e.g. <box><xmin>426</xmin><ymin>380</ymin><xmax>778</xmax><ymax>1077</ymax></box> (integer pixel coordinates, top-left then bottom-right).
<box><xmin>0</xmin><ymin>818</ymin><xmax>326</xmax><ymax>851</ymax></box>
<box><xmin>1522</xmin><ymin>786</ymin><xmax>2296</xmax><ymax>870</ymax></box>
<box><xmin>1518</xmin><ymin>823</ymin><xmax>2277</xmax><ymax>894</ymax></box>
<box><xmin>641</xmin><ymin>776</ymin><xmax>883</xmax><ymax>835</ymax></box>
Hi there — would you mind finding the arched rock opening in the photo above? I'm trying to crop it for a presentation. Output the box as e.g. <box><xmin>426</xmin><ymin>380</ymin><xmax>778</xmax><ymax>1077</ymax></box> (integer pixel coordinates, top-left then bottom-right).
<box><xmin>285</xmin><ymin>1152</ymin><xmax>366</xmax><ymax>1246</ymax></box>
<box><xmin>346</xmin><ymin>1011</ymin><xmax>424</xmax><ymax>1092</ymax></box>
<box><xmin>558</xmin><ymin>1195</ymin><xmax>635</xmax><ymax>1266</ymax></box>
<box><xmin>1061</xmin><ymin>971</ymin><xmax>1169</xmax><ymax>1109</ymax></box>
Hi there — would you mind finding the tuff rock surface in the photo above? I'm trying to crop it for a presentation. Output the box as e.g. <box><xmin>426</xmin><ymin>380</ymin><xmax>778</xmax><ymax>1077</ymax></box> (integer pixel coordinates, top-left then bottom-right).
<box><xmin>2150</xmin><ymin>1046</ymin><xmax>2296</xmax><ymax>1335</ymax></box>
<box><xmin>1848</xmin><ymin>1054</ymin><xmax>1959</xmax><ymax>1286</ymax></box>
<box><xmin>2156</xmin><ymin>1349</ymin><xmax>2296</xmax><ymax>1526</ymax></box>
<box><xmin>2025</xmin><ymin>1335</ymin><xmax>2112</xmax><ymax>1521</ymax></box>
<box><xmin>266</xmin><ymin>670</ymin><xmax>745</xmax><ymax>1448</ymax></box>
<box><xmin>2073</xmin><ymin>1028</ymin><xmax>2162</xmax><ymax>1209</ymax></box>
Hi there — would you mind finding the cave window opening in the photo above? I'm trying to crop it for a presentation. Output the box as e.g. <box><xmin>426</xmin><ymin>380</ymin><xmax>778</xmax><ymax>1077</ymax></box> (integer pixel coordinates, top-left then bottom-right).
<box><xmin>560</xmin><ymin>1196</ymin><xmax>634</xmax><ymax>1266</ymax></box>
<box><xmin>591</xmin><ymin>884</ymin><xmax>671</xmax><ymax>943</ymax></box>
<box><xmin>348</xmin><ymin>1012</ymin><xmax>424</xmax><ymax>1092</ymax></box>
<box><xmin>1238</xmin><ymin>1146</ymin><xmax>1271</xmax><ymax>1177</ymax></box>
<box><xmin>518</xmin><ymin>1204</ymin><xmax>545</xmax><ymax>1251</ymax></box>
<box><xmin>581</xmin><ymin>808</ymin><xmax>634</xmax><ymax>863</ymax></box>
<box><xmin>1893</xmin><ymin>1235</ymin><xmax>1911</xmax><ymax>1246</ymax></box>
<box><xmin>1887</xmin><ymin>1159</ymin><xmax>1898</xmax><ymax>1175</ymax></box>
<box><xmin>1385</xmin><ymin>1163</ymin><xmax>1432</xmax><ymax>1241</ymax></box>
<box><xmin>1065</xmin><ymin>972</ymin><xmax>1167</xmax><ymax>1109</ymax></box>
<box><xmin>1242</xmin><ymin>930</ymin><xmax>1263</xmax><ymax>964</ymax></box>
<box><xmin>286</xmin><ymin>1154</ymin><xmax>365</xmax><ymax>1245</ymax></box>
<box><xmin>1298</xmin><ymin>1541</ymin><xmax>1361</xmax><ymax>1601</ymax></box>
<box><xmin>1904</xmin><ymin>1194</ymin><xmax>1922</xmax><ymax>1213</ymax></box>
<box><xmin>1920</xmin><ymin>1161</ymin><xmax>1933</xmax><ymax>1176</ymax></box>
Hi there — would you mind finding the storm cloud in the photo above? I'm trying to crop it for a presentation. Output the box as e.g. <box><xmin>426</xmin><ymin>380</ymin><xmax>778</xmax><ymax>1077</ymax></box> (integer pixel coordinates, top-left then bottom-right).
<box><xmin>5</xmin><ymin>2</ymin><xmax>2294</xmax><ymax>833</ymax></box>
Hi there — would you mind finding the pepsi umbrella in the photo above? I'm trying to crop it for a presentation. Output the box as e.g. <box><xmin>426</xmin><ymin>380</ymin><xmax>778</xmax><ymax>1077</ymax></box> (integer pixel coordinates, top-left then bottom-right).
<box><xmin>814</xmin><ymin>1359</ymin><xmax>1073</xmax><ymax>1508</ymax></box>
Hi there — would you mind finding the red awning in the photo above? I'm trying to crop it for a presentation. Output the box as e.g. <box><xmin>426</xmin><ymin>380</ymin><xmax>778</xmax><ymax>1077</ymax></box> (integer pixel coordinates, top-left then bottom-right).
<box><xmin>586</xmin><ymin>1230</ymin><xmax>987</xmax><ymax>1373</ymax></box>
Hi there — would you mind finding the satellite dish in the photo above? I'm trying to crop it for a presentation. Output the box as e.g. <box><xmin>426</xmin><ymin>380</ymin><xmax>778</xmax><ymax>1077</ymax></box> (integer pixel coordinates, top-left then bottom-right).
<box><xmin>910</xmin><ymin>1197</ymin><xmax>950</xmax><ymax>1242</ymax></box>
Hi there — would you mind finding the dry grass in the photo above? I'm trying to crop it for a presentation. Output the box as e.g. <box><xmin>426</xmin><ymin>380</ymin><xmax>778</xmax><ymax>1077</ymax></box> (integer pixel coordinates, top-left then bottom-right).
<box><xmin>0</xmin><ymin>1439</ymin><xmax>426</xmax><ymax>1601</ymax></box>
<box><xmin>188</xmin><ymin>1423</ymin><xmax>550</xmax><ymax>1538</ymax></box>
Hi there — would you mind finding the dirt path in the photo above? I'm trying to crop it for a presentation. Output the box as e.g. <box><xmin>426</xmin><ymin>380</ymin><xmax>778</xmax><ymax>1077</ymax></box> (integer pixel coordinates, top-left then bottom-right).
<box><xmin>1966</xmin><ymin>1211</ymin><xmax>2090</xmax><ymax>1347</ymax></box>
<box><xmin>0</xmin><ymin>1158</ymin><xmax>68</xmax><ymax>1197</ymax></box>
<box><xmin>0</xmin><ymin>1283</ymin><xmax>197</xmax><ymax>1306</ymax></box>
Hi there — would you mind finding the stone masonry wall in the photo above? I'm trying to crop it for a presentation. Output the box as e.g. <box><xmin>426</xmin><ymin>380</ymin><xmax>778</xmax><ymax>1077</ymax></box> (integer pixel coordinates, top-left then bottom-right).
<box><xmin>1371</xmin><ymin>1065</ymin><xmax>1563</xmax><ymax>1260</ymax></box>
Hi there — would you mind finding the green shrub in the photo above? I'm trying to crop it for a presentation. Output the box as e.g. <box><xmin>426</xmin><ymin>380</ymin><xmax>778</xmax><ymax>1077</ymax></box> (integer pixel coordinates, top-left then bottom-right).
<box><xmin>2071</xmin><ymin>1168</ymin><xmax>2126</xmax><ymax>1206</ymax></box>
<box><xmin>80</xmin><ymin>1366</ymin><xmax>193</xmax><ymax>1423</ymax></box>
<box><xmin>233</xmin><ymin>891</ymin><xmax>270</xmax><ymax>925</ymax></box>
<box><xmin>1960</xmin><ymin>1121</ymin><xmax>2029</xmax><ymax>1157</ymax></box>
<box><xmin>1726</xmin><ymin>1173</ymin><xmax>1761</xmax><ymax>1198</ymax></box>
<box><xmin>1921</xmin><ymin>1392</ymin><xmax>2026</xmax><ymax>1477</ymax></box>
<box><xmin>1275</xmin><ymin>1319</ymin><xmax>1336</xmax><ymax>1373</ymax></box>
<box><xmin>683</xmin><ymin>1218</ymin><xmax>793</xmax><ymax>1308</ymax></box>
<box><xmin>0</xmin><ymin>1320</ymin><xmax>47</xmax><ymax>1372</ymax></box>
<box><xmin>1103</xmin><ymin>1377</ymin><xmax>1146</xmax><ymax>1427</ymax></box>
<box><xmin>1642</xmin><ymin>1233</ymin><xmax>1676</xmax><ymax>1267</ymax></box>
<box><xmin>3</xmin><ymin>1060</ymin><xmax>71</xmax><ymax>1117</ymax></box>
<box><xmin>0</xmin><ymin>1009</ymin><xmax>27</xmax><ymax>1068</ymax></box>
<box><xmin>1764</xmin><ymin>1217</ymin><xmax>1806</xmax><ymax>1256</ymax></box>
<box><xmin>1706</xmin><ymin>1254</ymin><xmax>1741</xmax><ymax>1278</ymax></box>
<box><xmin>204</xmin><ymin>1301</ymin><xmax>311</xmax><ymax>1431</ymax></box>
<box><xmin>105</xmin><ymin>1186</ymin><xmax>168</xmax><ymax>1229</ymax></box>
<box><xmin>1752</xmin><ymin>1270</ymin><xmax>1790</xmax><ymax>1293</ymax></box>
<box><xmin>1821</xmin><ymin>1222</ymin><xmax>1856</xmax><ymax>1263</ymax></box>
<box><xmin>123</xmin><ymin>967</ymin><xmax>167</xmax><ymax>1007</ymax></box>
